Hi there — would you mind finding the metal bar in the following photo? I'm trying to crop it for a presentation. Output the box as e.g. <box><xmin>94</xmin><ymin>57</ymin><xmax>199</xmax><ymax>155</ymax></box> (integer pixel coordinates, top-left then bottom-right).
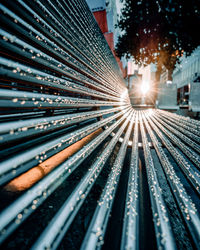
<box><xmin>143</xmin><ymin>110</ymin><xmax>200</xmax><ymax>248</ymax></box>
<box><xmin>144</xmin><ymin>111</ymin><xmax>200</xmax><ymax>194</ymax></box>
<box><xmin>154</xmin><ymin>112</ymin><xmax>200</xmax><ymax>148</ymax></box>
<box><xmin>0</xmin><ymin>107</ymin><xmax>131</xmax><ymax>185</ymax></box>
<box><xmin>0</xmin><ymin>2</ymin><xmax>126</xmax><ymax>97</ymax></box>
<box><xmin>1</xmin><ymin>0</ymin><xmax>199</xmax><ymax>248</ymax></box>
<box><xmin>81</xmin><ymin>112</ymin><xmax>135</xmax><ymax>250</ymax></box>
<box><xmin>0</xmin><ymin>54</ymin><xmax>121</xmax><ymax>100</ymax></box>
<box><xmin>120</xmin><ymin>112</ymin><xmax>139</xmax><ymax>250</ymax></box>
<box><xmin>0</xmin><ymin>88</ymin><xmax>125</xmax><ymax>109</ymax></box>
<box><xmin>139</xmin><ymin>111</ymin><xmax>176</xmax><ymax>249</ymax></box>
<box><xmin>0</xmin><ymin>110</ymin><xmax>132</xmax><ymax>244</ymax></box>
<box><xmin>156</xmin><ymin>110</ymin><xmax>200</xmax><ymax>137</ymax></box>
<box><xmin>31</xmin><ymin>111</ymin><xmax>135</xmax><ymax>250</ymax></box>
<box><xmin>150</xmin><ymin>113</ymin><xmax>200</xmax><ymax>167</ymax></box>
<box><xmin>0</xmin><ymin>106</ymin><xmax>124</xmax><ymax>144</ymax></box>
<box><xmin>158</xmin><ymin>110</ymin><xmax>200</xmax><ymax>128</ymax></box>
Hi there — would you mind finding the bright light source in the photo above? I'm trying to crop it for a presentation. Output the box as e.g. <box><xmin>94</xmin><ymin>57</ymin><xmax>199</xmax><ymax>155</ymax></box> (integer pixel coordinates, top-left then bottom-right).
<box><xmin>140</xmin><ymin>81</ymin><xmax>150</xmax><ymax>95</ymax></box>
<box><xmin>148</xmin><ymin>109</ymin><xmax>154</xmax><ymax>115</ymax></box>
<box><xmin>167</xmin><ymin>80</ymin><xmax>172</xmax><ymax>84</ymax></box>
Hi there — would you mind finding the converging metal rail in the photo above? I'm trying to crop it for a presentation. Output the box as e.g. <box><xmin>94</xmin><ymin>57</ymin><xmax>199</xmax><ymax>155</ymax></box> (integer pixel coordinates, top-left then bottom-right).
<box><xmin>0</xmin><ymin>1</ymin><xmax>199</xmax><ymax>250</ymax></box>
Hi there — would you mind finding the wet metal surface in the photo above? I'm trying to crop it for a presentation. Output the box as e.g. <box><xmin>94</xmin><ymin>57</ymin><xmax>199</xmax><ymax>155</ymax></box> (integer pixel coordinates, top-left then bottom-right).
<box><xmin>0</xmin><ymin>1</ymin><xmax>199</xmax><ymax>250</ymax></box>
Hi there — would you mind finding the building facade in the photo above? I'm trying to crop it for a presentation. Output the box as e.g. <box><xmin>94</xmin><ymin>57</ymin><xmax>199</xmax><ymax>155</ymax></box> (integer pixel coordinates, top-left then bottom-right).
<box><xmin>172</xmin><ymin>46</ymin><xmax>200</xmax><ymax>105</ymax></box>
<box><xmin>86</xmin><ymin>0</ymin><xmax>125</xmax><ymax>76</ymax></box>
<box><xmin>173</xmin><ymin>46</ymin><xmax>200</xmax><ymax>88</ymax></box>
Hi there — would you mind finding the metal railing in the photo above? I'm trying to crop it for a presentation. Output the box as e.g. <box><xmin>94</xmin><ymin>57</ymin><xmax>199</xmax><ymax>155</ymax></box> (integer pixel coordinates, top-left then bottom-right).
<box><xmin>0</xmin><ymin>1</ymin><xmax>200</xmax><ymax>250</ymax></box>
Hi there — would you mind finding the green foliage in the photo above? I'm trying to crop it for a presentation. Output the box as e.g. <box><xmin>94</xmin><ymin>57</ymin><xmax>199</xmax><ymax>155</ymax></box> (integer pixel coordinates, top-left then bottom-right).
<box><xmin>116</xmin><ymin>0</ymin><xmax>200</xmax><ymax>71</ymax></box>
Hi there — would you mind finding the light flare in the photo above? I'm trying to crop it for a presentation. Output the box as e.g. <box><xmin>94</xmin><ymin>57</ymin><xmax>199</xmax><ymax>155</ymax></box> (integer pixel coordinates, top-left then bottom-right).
<box><xmin>140</xmin><ymin>81</ymin><xmax>150</xmax><ymax>95</ymax></box>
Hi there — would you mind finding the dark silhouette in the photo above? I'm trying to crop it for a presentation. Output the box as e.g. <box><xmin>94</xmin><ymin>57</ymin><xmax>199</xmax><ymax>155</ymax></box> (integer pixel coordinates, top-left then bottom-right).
<box><xmin>116</xmin><ymin>0</ymin><xmax>200</xmax><ymax>82</ymax></box>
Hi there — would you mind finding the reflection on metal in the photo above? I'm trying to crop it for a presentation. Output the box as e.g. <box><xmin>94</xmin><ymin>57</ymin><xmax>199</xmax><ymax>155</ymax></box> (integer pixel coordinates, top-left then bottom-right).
<box><xmin>33</xmin><ymin>111</ymin><xmax>134</xmax><ymax>250</ymax></box>
<box><xmin>0</xmin><ymin>1</ymin><xmax>200</xmax><ymax>250</ymax></box>
<box><xmin>5</xmin><ymin>128</ymin><xmax>103</xmax><ymax>192</ymax></box>
<box><xmin>120</xmin><ymin>113</ymin><xmax>139</xmax><ymax>250</ymax></box>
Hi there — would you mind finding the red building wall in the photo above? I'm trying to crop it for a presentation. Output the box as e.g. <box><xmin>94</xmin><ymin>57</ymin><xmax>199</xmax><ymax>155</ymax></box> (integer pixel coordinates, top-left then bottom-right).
<box><xmin>104</xmin><ymin>32</ymin><xmax>114</xmax><ymax>52</ymax></box>
<box><xmin>93</xmin><ymin>9</ymin><xmax>125</xmax><ymax>77</ymax></box>
<box><xmin>93</xmin><ymin>10</ymin><xmax>108</xmax><ymax>34</ymax></box>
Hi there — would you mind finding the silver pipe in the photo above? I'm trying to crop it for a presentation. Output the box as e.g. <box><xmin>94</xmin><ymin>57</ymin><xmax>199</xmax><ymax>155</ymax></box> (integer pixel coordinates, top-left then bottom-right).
<box><xmin>151</xmin><ymin>113</ymin><xmax>200</xmax><ymax>168</ymax></box>
<box><xmin>0</xmin><ymin>107</ymin><xmax>131</xmax><ymax>185</ymax></box>
<box><xmin>144</xmin><ymin>111</ymin><xmax>200</xmax><ymax>195</ymax></box>
<box><xmin>81</xmin><ymin>112</ymin><xmax>135</xmax><ymax>250</ymax></box>
<box><xmin>120</xmin><ymin>112</ymin><xmax>139</xmax><ymax>250</ymax></box>
<box><xmin>0</xmin><ymin>110</ymin><xmax>132</xmax><ymax>244</ymax></box>
<box><xmin>31</xmin><ymin>111</ymin><xmax>135</xmax><ymax>250</ymax></box>
<box><xmin>156</xmin><ymin>110</ymin><xmax>200</xmax><ymax>137</ymax></box>
<box><xmin>140</xmin><ymin>111</ymin><xmax>176</xmax><ymax>250</ymax></box>
<box><xmin>153</xmin><ymin>112</ymin><xmax>200</xmax><ymax>149</ymax></box>
<box><xmin>0</xmin><ymin>88</ymin><xmax>126</xmax><ymax>109</ymax></box>
<box><xmin>143</xmin><ymin>110</ymin><xmax>200</xmax><ymax>248</ymax></box>
<box><xmin>157</xmin><ymin>110</ymin><xmax>200</xmax><ymax>128</ymax></box>
<box><xmin>0</xmin><ymin>106</ymin><xmax>124</xmax><ymax>144</ymax></box>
